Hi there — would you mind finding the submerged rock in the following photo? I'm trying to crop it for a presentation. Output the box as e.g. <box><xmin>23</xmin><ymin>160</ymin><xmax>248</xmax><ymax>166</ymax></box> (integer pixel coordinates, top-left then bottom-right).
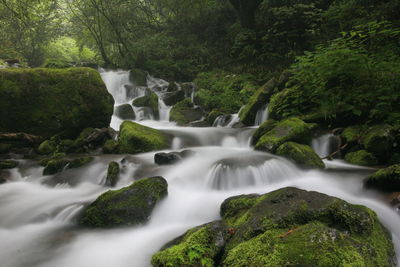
<box><xmin>254</xmin><ymin>117</ymin><xmax>313</xmax><ymax>153</ymax></box>
<box><xmin>152</xmin><ymin>187</ymin><xmax>395</xmax><ymax>267</ymax></box>
<box><xmin>344</xmin><ymin>150</ymin><xmax>378</xmax><ymax>166</ymax></box>
<box><xmin>79</xmin><ymin>176</ymin><xmax>168</xmax><ymax>228</ymax></box>
<box><xmin>365</xmin><ymin>164</ymin><xmax>400</xmax><ymax>192</ymax></box>
<box><xmin>170</xmin><ymin>98</ymin><xmax>204</xmax><ymax>126</ymax></box>
<box><xmin>0</xmin><ymin>68</ymin><xmax>114</xmax><ymax>138</ymax></box>
<box><xmin>106</xmin><ymin>161</ymin><xmax>120</xmax><ymax>187</ymax></box>
<box><xmin>117</xmin><ymin>121</ymin><xmax>169</xmax><ymax>154</ymax></box>
<box><xmin>276</xmin><ymin>141</ymin><xmax>325</xmax><ymax>169</ymax></box>
<box><xmin>115</xmin><ymin>104</ymin><xmax>135</xmax><ymax>120</ymax></box>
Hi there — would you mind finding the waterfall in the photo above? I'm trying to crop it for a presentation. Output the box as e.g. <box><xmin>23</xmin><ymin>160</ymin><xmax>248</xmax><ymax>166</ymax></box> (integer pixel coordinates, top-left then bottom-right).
<box><xmin>254</xmin><ymin>104</ymin><xmax>269</xmax><ymax>126</ymax></box>
<box><xmin>311</xmin><ymin>133</ymin><xmax>335</xmax><ymax>158</ymax></box>
<box><xmin>158</xmin><ymin>98</ymin><xmax>171</xmax><ymax>122</ymax></box>
<box><xmin>1</xmin><ymin>70</ymin><xmax>399</xmax><ymax>267</ymax></box>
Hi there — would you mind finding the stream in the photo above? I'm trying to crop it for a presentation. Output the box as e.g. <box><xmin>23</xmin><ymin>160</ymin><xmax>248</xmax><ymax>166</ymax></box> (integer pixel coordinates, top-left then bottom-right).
<box><xmin>0</xmin><ymin>69</ymin><xmax>399</xmax><ymax>267</ymax></box>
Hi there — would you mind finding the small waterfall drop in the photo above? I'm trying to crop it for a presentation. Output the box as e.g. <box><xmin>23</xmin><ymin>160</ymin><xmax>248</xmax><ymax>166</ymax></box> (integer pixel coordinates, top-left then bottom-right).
<box><xmin>311</xmin><ymin>133</ymin><xmax>335</xmax><ymax>158</ymax></box>
<box><xmin>254</xmin><ymin>104</ymin><xmax>269</xmax><ymax>126</ymax></box>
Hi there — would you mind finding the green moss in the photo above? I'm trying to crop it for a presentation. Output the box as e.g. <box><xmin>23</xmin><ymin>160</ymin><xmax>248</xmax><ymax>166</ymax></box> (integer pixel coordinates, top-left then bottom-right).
<box><xmin>106</xmin><ymin>161</ymin><xmax>119</xmax><ymax>187</ymax></box>
<box><xmin>43</xmin><ymin>158</ymin><xmax>69</xmax><ymax>175</ymax></box>
<box><xmin>67</xmin><ymin>157</ymin><xmax>94</xmax><ymax>169</ymax></box>
<box><xmin>152</xmin><ymin>226</ymin><xmax>217</xmax><ymax>267</ymax></box>
<box><xmin>102</xmin><ymin>139</ymin><xmax>119</xmax><ymax>154</ymax></box>
<box><xmin>251</xmin><ymin>119</ymin><xmax>277</xmax><ymax>146</ymax></box>
<box><xmin>37</xmin><ymin>140</ymin><xmax>57</xmax><ymax>155</ymax></box>
<box><xmin>342</xmin><ymin>126</ymin><xmax>362</xmax><ymax>143</ymax></box>
<box><xmin>129</xmin><ymin>68</ymin><xmax>147</xmax><ymax>86</ymax></box>
<box><xmin>239</xmin><ymin>78</ymin><xmax>277</xmax><ymax>126</ymax></box>
<box><xmin>344</xmin><ymin>150</ymin><xmax>378</xmax><ymax>166</ymax></box>
<box><xmin>254</xmin><ymin>117</ymin><xmax>312</xmax><ymax>153</ymax></box>
<box><xmin>276</xmin><ymin>142</ymin><xmax>325</xmax><ymax>169</ymax></box>
<box><xmin>0</xmin><ymin>68</ymin><xmax>114</xmax><ymax>138</ymax></box>
<box><xmin>0</xmin><ymin>160</ymin><xmax>19</xmax><ymax>169</ymax></box>
<box><xmin>361</xmin><ymin>124</ymin><xmax>395</xmax><ymax>162</ymax></box>
<box><xmin>117</xmin><ymin>121</ymin><xmax>169</xmax><ymax>154</ymax></box>
<box><xmin>170</xmin><ymin>98</ymin><xmax>204</xmax><ymax>126</ymax></box>
<box><xmin>79</xmin><ymin>176</ymin><xmax>168</xmax><ymax>228</ymax></box>
<box><xmin>365</xmin><ymin>164</ymin><xmax>400</xmax><ymax>192</ymax></box>
<box><xmin>132</xmin><ymin>93</ymin><xmax>159</xmax><ymax>119</ymax></box>
<box><xmin>115</xmin><ymin>104</ymin><xmax>135</xmax><ymax>120</ymax></box>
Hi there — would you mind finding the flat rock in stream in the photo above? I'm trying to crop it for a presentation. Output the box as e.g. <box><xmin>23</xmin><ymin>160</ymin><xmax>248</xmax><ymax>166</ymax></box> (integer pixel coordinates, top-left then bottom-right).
<box><xmin>79</xmin><ymin>176</ymin><xmax>168</xmax><ymax>228</ymax></box>
<box><xmin>152</xmin><ymin>187</ymin><xmax>395</xmax><ymax>267</ymax></box>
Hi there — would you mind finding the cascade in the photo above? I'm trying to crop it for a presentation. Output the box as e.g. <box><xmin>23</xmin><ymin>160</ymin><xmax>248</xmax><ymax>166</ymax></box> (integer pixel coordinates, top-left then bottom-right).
<box><xmin>254</xmin><ymin>104</ymin><xmax>269</xmax><ymax>126</ymax></box>
<box><xmin>0</xmin><ymin>70</ymin><xmax>399</xmax><ymax>267</ymax></box>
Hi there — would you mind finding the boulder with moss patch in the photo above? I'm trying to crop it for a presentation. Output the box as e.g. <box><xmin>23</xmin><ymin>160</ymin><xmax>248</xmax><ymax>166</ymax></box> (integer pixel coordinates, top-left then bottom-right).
<box><xmin>365</xmin><ymin>164</ymin><xmax>400</xmax><ymax>192</ymax></box>
<box><xmin>117</xmin><ymin>121</ymin><xmax>169</xmax><ymax>154</ymax></box>
<box><xmin>106</xmin><ymin>161</ymin><xmax>119</xmax><ymax>187</ymax></box>
<box><xmin>361</xmin><ymin>124</ymin><xmax>395</xmax><ymax>162</ymax></box>
<box><xmin>276</xmin><ymin>142</ymin><xmax>325</xmax><ymax>169</ymax></box>
<box><xmin>254</xmin><ymin>118</ymin><xmax>313</xmax><ymax>153</ymax></box>
<box><xmin>170</xmin><ymin>98</ymin><xmax>204</xmax><ymax>126</ymax></box>
<box><xmin>251</xmin><ymin>119</ymin><xmax>277</xmax><ymax>146</ymax></box>
<box><xmin>115</xmin><ymin>104</ymin><xmax>135</xmax><ymax>120</ymax></box>
<box><xmin>345</xmin><ymin>150</ymin><xmax>378</xmax><ymax>166</ymax></box>
<box><xmin>239</xmin><ymin>78</ymin><xmax>277</xmax><ymax>126</ymax></box>
<box><xmin>152</xmin><ymin>187</ymin><xmax>395</xmax><ymax>267</ymax></box>
<box><xmin>132</xmin><ymin>93</ymin><xmax>159</xmax><ymax>119</ymax></box>
<box><xmin>79</xmin><ymin>176</ymin><xmax>168</xmax><ymax>228</ymax></box>
<box><xmin>0</xmin><ymin>68</ymin><xmax>114</xmax><ymax>138</ymax></box>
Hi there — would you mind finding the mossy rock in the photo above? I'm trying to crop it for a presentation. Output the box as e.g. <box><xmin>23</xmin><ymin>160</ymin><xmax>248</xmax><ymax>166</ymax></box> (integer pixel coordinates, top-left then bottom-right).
<box><xmin>0</xmin><ymin>160</ymin><xmax>19</xmax><ymax>169</ymax></box>
<box><xmin>170</xmin><ymin>98</ymin><xmax>204</xmax><ymax>126</ymax></box>
<box><xmin>206</xmin><ymin>110</ymin><xmax>224</xmax><ymax>125</ymax></box>
<box><xmin>239</xmin><ymin>78</ymin><xmax>277</xmax><ymax>126</ymax></box>
<box><xmin>43</xmin><ymin>158</ymin><xmax>70</xmax><ymax>175</ymax></box>
<box><xmin>361</xmin><ymin>124</ymin><xmax>395</xmax><ymax>162</ymax></box>
<box><xmin>251</xmin><ymin>119</ymin><xmax>277</xmax><ymax>146</ymax></box>
<box><xmin>78</xmin><ymin>176</ymin><xmax>168</xmax><ymax>228</ymax></box>
<box><xmin>67</xmin><ymin>157</ymin><xmax>94</xmax><ymax>169</ymax></box>
<box><xmin>106</xmin><ymin>161</ymin><xmax>119</xmax><ymax>187</ymax></box>
<box><xmin>129</xmin><ymin>68</ymin><xmax>147</xmax><ymax>86</ymax></box>
<box><xmin>102</xmin><ymin>140</ymin><xmax>119</xmax><ymax>154</ymax></box>
<box><xmin>0</xmin><ymin>68</ymin><xmax>114</xmax><ymax>138</ymax></box>
<box><xmin>115</xmin><ymin>104</ymin><xmax>135</xmax><ymax>120</ymax></box>
<box><xmin>153</xmin><ymin>187</ymin><xmax>394</xmax><ymax>267</ymax></box>
<box><xmin>0</xmin><ymin>143</ymin><xmax>12</xmax><ymax>154</ymax></box>
<box><xmin>162</xmin><ymin>90</ymin><xmax>185</xmax><ymax>106</ymax></box>
<box><xmin>132</xmin><ymin>93</ymin><xmax>159</xmax><ymax>119</ymax></box>
<box><xmin>344</xmin><ymin>150</ymin><xmax>378</xmax><ymax>166</ymax></box>
<box><xmin>117</xmin><ymin>121</ymin><xmax>169</xmax><ymax>154</ymax></box>
<box><xmin>37</xmin><ymin>140</ymin><xmax>57</xmax><ymax>155</ymax></box>
<box><xmin>365</xmin><ymin>164</ymin><xmax>400</xmax><ymax>192</ymax></box>
<box><xmin>254</xmin><ymin>117</ymin><xmax>313</xmax><ymax>153</ymax></box>
<box><xmin>276</xmin><ymin>142</ymin><xmax>325</xmax><ymax>169</ymax></box>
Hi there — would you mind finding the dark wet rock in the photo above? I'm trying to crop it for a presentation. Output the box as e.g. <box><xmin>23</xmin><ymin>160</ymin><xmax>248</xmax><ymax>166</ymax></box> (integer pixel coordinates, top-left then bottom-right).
<box><xmin>365</xmin><ymin>164</ymin><xmax>400</xmax><ymax>192</ymax></box>
<box><xmin>0</xmin><ymin>160</ymin><xmax>19</xmax><ymax>169</ymax></box>
<box><xmin>67</xmin><ymin>157</ymin><xmax>94</xmax><ymax>169</ymax></box>
<box><xmin>132</xmin><ymin>93</ymin><xmax>159</xmax><ymax>119</ymax></box>
<box><xmin>79</xmin><ymin>176</ymin><xmax>168</xmax><ymax>228</ymax></box>
<box><xmin>115</xmin><ymin>104</ymin><xmax>135</xmax><ymax>120</ymax></box>
<box><xmin>106</xmin><ymin>161</ymin><xmax>119</xmax><ymax>187</ymax></box>
<box><xmin>162</xmin><ymin>90</ymin><xmax>185</xmax><ymax>106</ymax></box>
<box><xmin>43</xmin><ymin>158</ymin><xmax>69</xmax><ymax>175</ymax></box>
<box><xmin>154</xmin><ymin>150</ymin><xmax>195</xmax><ymax>165</ymax></box>
<box><xmin>102</xmin><ymin>140</ymin><xmax>119</xmax><ymax>154</ymax></box>
<box><xmin>170</xmin><ymin>98</ymin><xmax>204</xmax><ymax>126</ymax></box>
<box><xmin>152</xmin><ymin>187</ymin><xmax>395</xmax><ymax>267</ymax></box>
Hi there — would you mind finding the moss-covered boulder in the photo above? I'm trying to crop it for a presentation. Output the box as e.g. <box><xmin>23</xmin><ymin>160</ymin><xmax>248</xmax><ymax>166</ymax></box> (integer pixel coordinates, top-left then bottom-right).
<box><xmin>276</xmin><ymin>142</ymin><xmax>325</xmax><ymax>169</ymax></box>
<box><xmin>42</xmin><ymin>156</ymin><xmax>94</xmax><ymax>175</ymax></box>
<box><xmin>239</xmin><ymin>78</ymin><xmax>277</xmax><ymax>126</ymax></box>
<box><xmin>79</xmin><ymin>176</ymin><xmax>168</xmax><ymax>228</ymax></box>
<box><xmin>162</xmin><ymin>90</ymin><xmax>185</xmax><ymax>106</ymax></box>
<box><xmin>37</xmin><ymin>140</ymin><xmax>57</xmax><ymax>155</ymax></box>
<box><xmin>344</xmin><ymin>150</ymin><xmax>378</xmax><ymax>166</ymax></box>
<box><xmin>254</xmin><ymin>118</ymin><xmax>313</xmax><ymax>153</ymax></box>
<box><xmin>132</xmin><ymin>93</ymin><xmax>159</xmax><ymax>119</ymax></box>
<box><xmin>170</xmin><ymin>98</ymin><xmax>204</xmax><ymax>126</ymax></box>
<box><xmin>115</xmin><ymin>104</ymin><xmax>135</xmax><ymax>120</ymax></box>
<box><xmin>251</xmin><ymin>119</ymin><xmax>276</xmax><ymax>146</ymax></box>
<box><xmin>43</xmin><ymin>158</ymin><xmax>70</xmax><ymax>175</ymax></box>
<box><xmin>106</xmin><ymin>161</ymin><xmax>119</xmax><ymax>187</ymax></box>
<box><xmin>365</xmin><ymin>164</ymin><xmax>400</xmax><ymax>192</ymax></box>
<box><xmin>129</xmin><ymin>68</ymin><xmax>147</xmax><ymax>86</ymax></box>
<box><xmin>102</xmin><ymin>140</ymin><xmax>119</xmax><ymax>154</ymax></box>
<box><xmin>0</xmin><ymin>68</ymin><xmax>114</xmax><ymax>138</ymax></box>
<box><xmin>362</xmin><ymin>124</ymin><xmax>395</xmax><ymax>162</ymax></box>
<box><xmin>68</xmin><ymin>157</ymin><xmax>94</xmax><ymax>169</ymax></box>
<box><xmin>0</xmin><ymin>160</ymin><xmax>19</xmax><ymax>169</ymax></box>
<box><xmin>117</xmin><ymin>121</ymin><xmax>169</xmax><ymax>154</ymax></box>
<box><xmin>152</xmin><ymin>187</ymin><xmax>395</xmax><ymax>267</ymax></box>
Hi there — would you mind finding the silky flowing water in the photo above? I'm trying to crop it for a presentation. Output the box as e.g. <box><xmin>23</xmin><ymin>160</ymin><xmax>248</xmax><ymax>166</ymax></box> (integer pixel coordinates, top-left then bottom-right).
<box><xmin>0</xmin><ymin>69</ymin><xmax>399</xmax><ymax>267</ymax></box>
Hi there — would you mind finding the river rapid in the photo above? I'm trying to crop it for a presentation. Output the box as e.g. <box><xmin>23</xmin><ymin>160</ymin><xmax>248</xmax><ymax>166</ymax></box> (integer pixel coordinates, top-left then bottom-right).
<box><xmin>0</xmin><ymin>69</ymin><xmax>399</xmax><ymax>267</ymax></box>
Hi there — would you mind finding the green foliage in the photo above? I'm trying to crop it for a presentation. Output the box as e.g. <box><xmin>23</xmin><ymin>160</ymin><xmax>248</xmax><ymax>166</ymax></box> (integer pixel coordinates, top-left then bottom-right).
<box><xmin>344</xmin><ymin>150</ymin><xmax>378</xmax><ymax>166</ymax></box>
<box><xmin>44</xmin><ymin>37</ymin><xmax>98</xmax><ymax>64</ymax></box>
<box><xmin>194</xmin><ymin>71</ymin><xmax>257</xmax><ymax>114</ymax></box>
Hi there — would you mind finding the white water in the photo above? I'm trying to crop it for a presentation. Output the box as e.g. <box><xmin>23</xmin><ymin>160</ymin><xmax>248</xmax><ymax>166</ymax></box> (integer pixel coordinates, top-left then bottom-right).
<box><xmin>254</xmin><ymin>104</ymin><xmax>269</xmax><ymax>126</ymax></box>
<box><xmin>312</xmin><ymin>133</ymin><xmax>335</xmax><ymax>158</ymax></box>
<box><xmin>1</xmin><ymin>70</ymin><xmax>399</xmax><ymax>267</ymax></box>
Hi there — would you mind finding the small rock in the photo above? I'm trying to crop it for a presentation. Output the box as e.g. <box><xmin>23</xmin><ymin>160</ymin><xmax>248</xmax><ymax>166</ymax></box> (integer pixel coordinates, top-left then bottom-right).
<box><xmin>106</xmin><ymin>161</ymin><xmax>119</xmax><ymax>187</ymax></box>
